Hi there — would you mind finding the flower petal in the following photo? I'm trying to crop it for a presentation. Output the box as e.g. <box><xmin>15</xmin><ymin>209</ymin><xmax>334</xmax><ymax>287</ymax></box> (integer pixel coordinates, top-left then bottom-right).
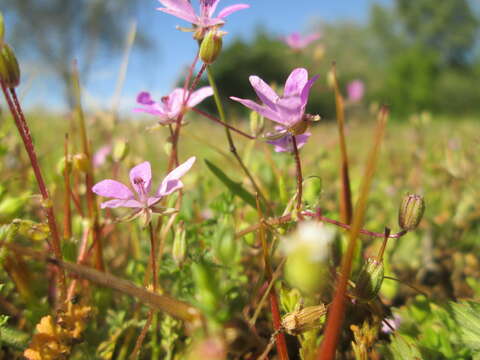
<box><xmin>300</xmin><ymin>74</ymin><xmax>319</xmax><ymax>105</ymax></box>
<box><xmin>133</xmin><ymin>106</ymin><xmax>167</xmax><ymax>118</ymax></box>
<box><xmin>157</xmin><ymin>2</ymin><xmax>198</xmax><ymax>24</ymax></box>
<box><xmin>158</xmin><ymin>156</ymin><xmax>196</xmax><ymax>196</ymax></box>
<box><xmin>187</xmin><ymin>86</ymin><xmax>214</xmax><ymax>108</ymax></box>
<box><xmin>137</xmin><ymin>91</ymin><xmax>155</xmax><ymax>105</ymax></box>
<box><xmin>100</xmin><ymin>199</ymin><xmax>142</xmax><ymax>209</ymax></box>
<box><xmin>230</xmin><ymin>96</ymin><xmax>288</xmax><ymax>125</ymax></box>
<box><xmin>249</xmin><ymin>75</ymin><xmax>279</xmax><ymax>109</ymax></box>
<box><xmin>166</xmin><ymin>88</ymin><xmax>186</xmax><ymax>119</ymax></box>
<box><xmin>217</xmin><ymin>4</ymin><xmax>250</xmax><ymax>18</ymax></box>
<box><xmin>129</xmin><ymin>162</ymin><xmax>152</xmax><ymax>196</ymax></box>
<box><xmin>201</xmin><ymin>0</ymin><xmax>220</xmax><ymax>18</ymax></box>
<box><xmin>92</xmin><ymin>180</ymin><xmax>134</xmax><ymax>200</ymax></box>
<box><xmin>284</xmin><ymin>68</ymin><xmax>308</xmax><ymax>97</ymax></box>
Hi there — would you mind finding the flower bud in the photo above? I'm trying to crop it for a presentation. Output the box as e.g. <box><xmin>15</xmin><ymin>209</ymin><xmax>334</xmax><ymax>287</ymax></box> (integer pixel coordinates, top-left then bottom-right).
<box><xmin>0</xmin><ymin>43</ymin><xmax>20</xmax><ymax>88</ymax></box>
<box><xmin>352</xmin><ymin>257</ymin><xmax>384</xmax><ymax>302</ymax></box>
<box><xmin>398</xmin><ymin>194</ymin><xmax>425</xmax><ymax>231</ymax></box>
<box><xmin>73</xmin><ymin>153</ymin><xmax>89</xmax><ymax>173</ymax></box>
<box><xmin>112</xmin><ymin>140</ymin><xmax>129</xmax><ymax>162</ymax></box>
<box><xmin>172</xmin><ymin>221</ymin><xmax>187</xmax><ymax>266</ymax></box>
<box><xmin>199</xmin><ymin>29</ymin><xmax>225</xmax><ymax>65</ymax></box>
<box><xmin>57</xmin><ymin>155</ymin><xmax>72</xmax><ymax>175</ymax></box>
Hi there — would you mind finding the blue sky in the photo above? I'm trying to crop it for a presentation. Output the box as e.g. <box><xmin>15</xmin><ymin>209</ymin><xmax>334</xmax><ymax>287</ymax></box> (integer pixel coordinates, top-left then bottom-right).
<box><xmin>19</xmin><ymin>0</ymin><xmax>391</xmax><ymax>113</ymax></box>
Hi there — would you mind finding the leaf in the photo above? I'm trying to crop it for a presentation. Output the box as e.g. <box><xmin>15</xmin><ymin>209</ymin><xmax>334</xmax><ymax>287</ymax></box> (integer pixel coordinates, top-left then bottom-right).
<box><xmin>449</xmin><ymin>301</ymin><xmax>480</xmax><ymax>351</ymax></box>
<box><xmin>204</xmin><ymin>159</ymin><xmax>257</xmax><ymax>208</ymax></box>
<box><xmin>389</xmin><ymin>334</ymin><xmax>423</xmax><ymax>360</ymax></box>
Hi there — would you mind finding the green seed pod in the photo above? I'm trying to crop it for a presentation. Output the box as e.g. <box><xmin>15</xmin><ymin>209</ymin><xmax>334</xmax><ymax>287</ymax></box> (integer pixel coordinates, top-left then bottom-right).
<box><xmin>352</xmin><ymin>257</ymin><xmax>384</xmax><ymax>302</ymax></box>
<box><xmin>172</xmin><ymin>221</ymin><xmax>187</xmax><ymax>266</ymax></box>
<box><xmin>289</xmin><ymin>118</ymin><xmax>309</xmax><ymax>135</ymax></box>
<box><xmin>73</xmin><ymin>153</ymin><xmax>89</xmax><ymax>173</ymax></box>
<box><xmin>0</xmin><ymin>43</ymin><xmax>20</xmax><ymax>88</ymax></box>
<box><xmin>398</xmin><ymin>194</ymin><xmax>425</xmax><ymax>231</ymax></box>
<box><xmin>112</xmin><ymin>140</ymin><xmax>129</xmax><ymax>162</ymax></box>
<box><xmin>199</xmin><ymin>29</ymin><xmax>224</xmax><ymax>65</ymax></box>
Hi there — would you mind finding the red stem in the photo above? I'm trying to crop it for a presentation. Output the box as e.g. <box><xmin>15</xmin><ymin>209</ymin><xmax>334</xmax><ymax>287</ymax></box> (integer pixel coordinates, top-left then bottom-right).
<box><xmin>1</xmin><ymin>81</ymin><xmax>67</xmax><ymax>300</ymax></box>
<box><xmin>191</xmin><ymin>107</ymin><xmax>256</xmax><ymax>139</ymax></box>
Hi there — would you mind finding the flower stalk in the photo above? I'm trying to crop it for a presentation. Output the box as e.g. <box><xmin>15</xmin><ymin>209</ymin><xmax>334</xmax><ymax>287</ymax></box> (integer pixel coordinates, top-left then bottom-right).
<box><xmin>0</xmin><ymin>79</ymin><xmax>67</xmax><ymax>302</ymax></box>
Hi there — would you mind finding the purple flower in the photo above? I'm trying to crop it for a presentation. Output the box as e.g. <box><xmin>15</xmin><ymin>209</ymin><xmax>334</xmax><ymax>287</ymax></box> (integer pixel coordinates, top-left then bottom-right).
<box><xmin>134</xmin><ymin>87</ymin><xmax>213</xmax><ymax>125</ymax></box>
<box><xmin>157</xmin><ymin>0</ymin><xmax>249</xmax><ymax>30</ymax></box>
<box><xmin>230</xmin><ymin>68</ymin><xmax>319</xmax><ymax>139</ymax></box>
<box><xmin>266</xmin><ymin>126</ymin><xmax>311</xmax><ymax>153</ymax></box>
<box><xmin>381</xmin><ymin>314</ymin><xmax>401</xmax><ymax>334</ymax></box>
<box><xmin>282</xmin><ymin>32</ymin><xmax>321</xmax><ymax>51</ymax></box>
<box><xmin>92</xmin><ymin>157</ymin><xmax>196</xmax><ymax>224</ymax></box>
<box><xmin>347</xmin><ymin>80</ymin><xmax>365</xmax><ymax>103</ymax></box>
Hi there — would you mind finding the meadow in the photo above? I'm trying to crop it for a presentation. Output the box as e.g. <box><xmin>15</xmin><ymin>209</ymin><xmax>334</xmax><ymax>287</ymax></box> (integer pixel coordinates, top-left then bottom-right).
<box><xmin>1</xmin><ymin>2</ymin><xmax>480</xmax><ymax>360</ymax></box>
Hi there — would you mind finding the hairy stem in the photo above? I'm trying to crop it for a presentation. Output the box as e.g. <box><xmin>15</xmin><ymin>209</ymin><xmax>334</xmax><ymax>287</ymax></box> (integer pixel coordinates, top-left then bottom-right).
<box><xmin>291</xmin><ymin>135</ymin><xmax>303</xmax><ymax>212</ymax></box>
<box><xmin>256</xmin><ymin>195</ymin><xmax>289</xmax><ymax>360</ymax></box>
<box><xmin>0</xmin><ymin>80</ymin><xmax>66</xmax><ymax>301</ymax></box>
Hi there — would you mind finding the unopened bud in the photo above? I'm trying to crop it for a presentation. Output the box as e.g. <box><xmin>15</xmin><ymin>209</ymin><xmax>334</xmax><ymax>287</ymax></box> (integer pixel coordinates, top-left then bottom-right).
<box><xmin>398</xmin><ymin>194</ymin><xmax>425</xmax><ymax>231</ymax></box>
<box><xmin>57</xmin><ymin>155</ymin><xmax>72</xmax><ymax>175</ymax></box>
<box><xmin>112</xmin><ymin>140</ymin><xmax>129</xmax><ymax>162</ymax></box>
<box><xmin>0</xmin><ymin>44</ymin><xmax>20</xmax><ymax>88</ymax></box>
<box><xmin>172</xmin><ymin>221</ymin><xmax>187</xmax><ymax>266</ymax></box>
<box><xmin>352</xmin><ymin>257</ymin><xmax>384</xmax><ymax>302</ymax></box>
<box><xmin>73</xmin><ymin>153</ymin><xmax>89</xmax><ymax>173</ymax></box>
<box><xmin>199</xmin><ymin>29</ymin><xmax>225</xmax><ymax>65</ymax></box>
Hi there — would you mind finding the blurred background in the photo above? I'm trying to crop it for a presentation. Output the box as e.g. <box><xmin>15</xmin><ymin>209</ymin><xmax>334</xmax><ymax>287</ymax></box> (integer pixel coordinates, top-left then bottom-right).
<box><xmin>2</xmin><ymin>0</ymin><xmax>480</xmax><ymax>119</ymax></box>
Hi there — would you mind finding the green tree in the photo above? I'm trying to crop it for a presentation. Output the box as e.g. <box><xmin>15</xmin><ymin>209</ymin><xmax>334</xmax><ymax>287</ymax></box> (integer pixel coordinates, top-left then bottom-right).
<box><xmin>396</xmin><ymin>0</ymin><xmax>478</xmax><ymax>67</ymax></box>
<box><xmin>3</xmin><ymin>0</ymin><xmax>150</xmax><ymax>106</ymax></box>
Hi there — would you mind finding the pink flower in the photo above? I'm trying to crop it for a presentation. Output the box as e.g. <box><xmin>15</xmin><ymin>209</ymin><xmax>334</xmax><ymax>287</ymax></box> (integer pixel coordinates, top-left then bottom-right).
<box><xmin>134</xmin><ymin>87</ymin><xmax>213</xmax><ymax>125</ymax></box>
<box><xmin>266</xmin><ymin>126</ymin><xmax>311</xmax><ymax>153</ymax></box>
<box><xmin>347</xmin><ymin>80</ymin><xmax>365</xmax><ymax>103</ymax></box>
<box><xmin>93</xmin><ymin>145</ymin><xmax>112</xmax><ymax>168</ymax></box>
<box><xmin>230</xmin><ymin>68</ymin><xmax>319</xmax><ymax>139</ymax></box>
<box><xmin>92</xmin><ymin>157</ymin><xmax>196</xmax><ymax>224</ymax></box>
<box><xmin>157</xmin><ymin>0</ymin><xmax>249</xmax><ymax>30</ymax></box>
<box><xmin>282</xmin><ymin>32</ymin><xmax>321</xmax><ymax>51</ymax></box>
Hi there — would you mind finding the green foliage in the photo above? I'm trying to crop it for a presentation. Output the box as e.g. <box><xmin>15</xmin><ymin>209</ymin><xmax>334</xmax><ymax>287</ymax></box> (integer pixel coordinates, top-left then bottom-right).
<box><xmin>204</xmin><ymin>159</ymin><xmax>256</xmax><ymax>208</ymax></box>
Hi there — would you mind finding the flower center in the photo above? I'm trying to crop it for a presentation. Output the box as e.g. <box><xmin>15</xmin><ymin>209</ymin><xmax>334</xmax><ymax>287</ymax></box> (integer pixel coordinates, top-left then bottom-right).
<box><xmin>133</xmin><ymin>177</ymin><xmax>148</xmax><ymax>203</ymax></box>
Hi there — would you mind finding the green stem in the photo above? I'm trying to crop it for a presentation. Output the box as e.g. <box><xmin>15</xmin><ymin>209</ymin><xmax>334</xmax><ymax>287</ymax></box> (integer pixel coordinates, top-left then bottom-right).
<box><xmin>291</xmin><ymin>135</ymin><xmax>303</xmax><ymax>213</ymax></box>
<box><xmin>206</xmin><ymin>66</ymin><xmax>270</xmax><ymax>211</ymax></box>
